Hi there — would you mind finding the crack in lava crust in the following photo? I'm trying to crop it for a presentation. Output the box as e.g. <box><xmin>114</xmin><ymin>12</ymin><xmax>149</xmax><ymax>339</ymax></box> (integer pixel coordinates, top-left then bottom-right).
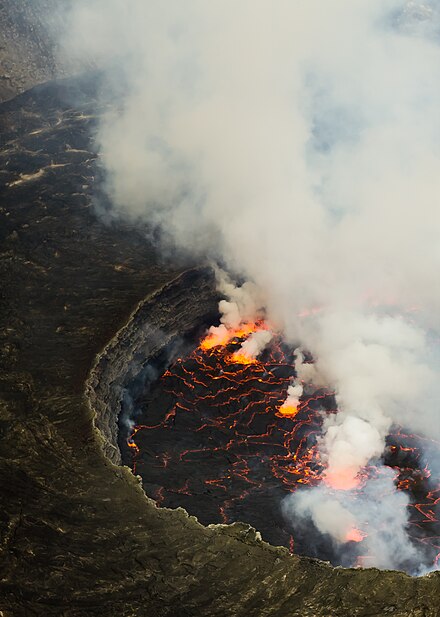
<box><xmin>124</xmin><ymin>328</ymin><xmax>440</xmax><ymax>567</ymax></box>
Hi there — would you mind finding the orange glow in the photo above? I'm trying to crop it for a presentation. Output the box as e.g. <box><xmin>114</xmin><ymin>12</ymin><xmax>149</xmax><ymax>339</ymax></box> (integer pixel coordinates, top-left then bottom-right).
<box><xmin>324</xmin><ymin>468</ymin><xmax>360</xmax><ymax>491</ymax></box>
<box><xmin>127</xmin><ymin>439</ymin><xmax>139</xmax><ymax>455</ymax></box>
<box><xmin>235</xmin><ymin>323</ymin><xmax>263</xmax><ymax>337</ymax></box>
<box><xmin>199</xmin><ymin>322</ymin><xmax>264</xmax><ymax>351</ymax></box>
<box><xmin>200</xmin><ymin>328</ymin><xmax>232</xmax><ymax>350</ymax></box>
<box><xmin>230</xmin><ymin>351</ymin><xmax>257</xmax><ymax>365</ymax></box>
<box><xmin>276</xmin><ymin>403</ymin><xmax>298</xmax><ymax>418</ymax></box>
<box><xmin>346</xmin><ymin>528</ymin><xmax>365</xmax><ymax>543</ymax></box>
<box><xmin>297</xmin><ymin>306</ymin><xmax>324</xmax><ymax>318</ymax></box>
<box><xmin>125</xmin><ymin>326</ymin><xmax>440</xmax><ymax>568</ymax></box>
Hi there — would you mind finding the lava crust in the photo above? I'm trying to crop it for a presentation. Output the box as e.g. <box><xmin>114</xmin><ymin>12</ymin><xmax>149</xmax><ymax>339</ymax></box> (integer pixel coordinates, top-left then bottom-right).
<box><xmin>124</xmin><ymin>329</ymin><xmax>440</xmax><ymax>570</ymax></box>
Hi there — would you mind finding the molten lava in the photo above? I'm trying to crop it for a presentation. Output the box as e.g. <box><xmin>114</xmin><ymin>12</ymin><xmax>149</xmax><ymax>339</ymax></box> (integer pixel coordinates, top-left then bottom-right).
<box><xmin>230</xmin><ymin>350</ymin><xmax>258</xmax><ymax>365</ymax></box>
<box><xmin>200</xmin><ymin>322</ymin><xmax>262</xmax><ymax>351</ymax></box>
<box><xmin>346</xmin><ymin>528</ymin><xmax>365</xmax><ymax>543</ymax></box>
<box><xmin>200</xmin><ymin>325</ymin><xmax>232</xmax><ymax>350</ymax></box>
<box><xmin>277</xmin><ymin>403</ymin><xmax>299</xmax><ymax>418</ymax></box>
<box><xmin>324</xmin><ymin>468</ymin><xmax>361</xmax><ymax>491</ymax></box>
<box><xmin>124</xmin><ymin>322</ymin><xmax>440</xmax><ymax>569</ymax></box>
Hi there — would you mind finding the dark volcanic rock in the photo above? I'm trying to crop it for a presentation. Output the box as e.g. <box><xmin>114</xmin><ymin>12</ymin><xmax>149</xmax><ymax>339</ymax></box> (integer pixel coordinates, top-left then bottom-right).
<box><xmin>0</xmin><ymin>76</ymin><xmax>439</xmax><ymax>617</ymax></box>
<box><xmin>89</xmin><ymin>267</ymin><xmax>219</xmax><ymax>464</ymax></box>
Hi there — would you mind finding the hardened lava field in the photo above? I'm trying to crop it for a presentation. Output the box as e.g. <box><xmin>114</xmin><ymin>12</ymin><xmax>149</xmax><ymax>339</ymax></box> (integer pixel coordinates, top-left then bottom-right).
<box><xmin>122</xmin><ymin>328</ymin><xmax>440</xmax><ymax>567</ymax></box>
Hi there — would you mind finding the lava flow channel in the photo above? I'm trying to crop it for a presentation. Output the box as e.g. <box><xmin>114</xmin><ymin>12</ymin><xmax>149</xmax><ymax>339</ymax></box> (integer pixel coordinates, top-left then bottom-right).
<box><xmin>125</xmin><ymin>326</ymin><xmax>440</xmax><ymax>566</ymax></box>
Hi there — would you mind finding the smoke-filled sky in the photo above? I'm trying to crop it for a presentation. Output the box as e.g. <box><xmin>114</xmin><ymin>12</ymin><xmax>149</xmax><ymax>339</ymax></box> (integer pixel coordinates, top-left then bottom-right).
<box><xmin>60</xmin><ymin>1</ymin><xmax>440</xmax><ymax>572</ymax></box>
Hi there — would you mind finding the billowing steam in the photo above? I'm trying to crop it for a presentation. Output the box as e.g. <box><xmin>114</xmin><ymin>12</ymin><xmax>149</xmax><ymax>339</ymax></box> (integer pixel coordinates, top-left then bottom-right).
<box><xmin>60</xmin><ymin>1</ymin><xmax>440</xmax><ymax>572</ymax></box>
<box><xmin>233</xmin><ymin>329</ymin><xmax>273</xmax><ymax>363</ymax></box>
<box><xmin>283</xmin><ymin>383</ymin><xmax>304</xmax><ymax>410</ymax></box>
<box><xmin>215</xmin><ymin>270</ymin><xmax>265</xmax><ymax>329</ymax></box>
<box><xmin>283</xmin><ymin>468</ymin><xmax>422</xmax><ymax>571</ymax></box>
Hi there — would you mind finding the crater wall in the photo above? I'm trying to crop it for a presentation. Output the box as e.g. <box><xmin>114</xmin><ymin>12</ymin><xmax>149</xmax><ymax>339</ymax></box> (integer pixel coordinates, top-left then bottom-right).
<box><xmin>87</xmin><ymin>267</ymin><xmax>218</xmax><ymax>464</ymax></box>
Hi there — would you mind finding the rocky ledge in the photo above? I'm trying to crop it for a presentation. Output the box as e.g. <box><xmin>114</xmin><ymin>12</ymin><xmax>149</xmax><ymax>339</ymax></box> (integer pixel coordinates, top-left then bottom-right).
<box><xmin>88</xmin><ymin>267</ymin><xmax>218</xmax><ymax>465</ymax></box>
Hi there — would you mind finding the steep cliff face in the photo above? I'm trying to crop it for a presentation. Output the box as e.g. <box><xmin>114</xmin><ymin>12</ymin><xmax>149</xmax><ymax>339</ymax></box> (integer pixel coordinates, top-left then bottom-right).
<box><xmin>0</xmin><ymin>0</ymin><xmax>73</xmax><ymax>102</ymax></box>
<box><xmin>88</xmin><ymin>268</ymin><xmax>218</xmax><ymax>465</ymax></box>
<box><xmin>0</xmin><ymin>75</ymin><xmax>439</xmax><ymax>617</ymax></box>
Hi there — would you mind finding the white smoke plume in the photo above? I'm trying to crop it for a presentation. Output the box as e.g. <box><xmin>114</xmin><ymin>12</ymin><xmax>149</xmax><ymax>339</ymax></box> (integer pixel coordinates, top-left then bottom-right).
<box><xmin>286</xmin><ymin>486</ymin><xmax>359</xmax><ymax>546</ymax></box>
<box><xmin>294</xmin><ymin>348</ymin><xmax>328</xmax><ymax>388</ymax></box>
<box><xmin>215</xmin><ymin>269</ymin><xmax>265</xmax><ymax>329</ymax></box>
<box><xmin>60</xmin><ymin>1</ymin><xmax>440</xmax><ymax>571</ymax></box>
<box><xmin>279</xmin><ymin>351</ymin><xmax>308</xmax><ymax>411</ymax></box>
<box><xmin>202</xmin><ymin>269</ymin><xmax>266</xmax><ymax>346</ymax></box>
<box><xmin>283</xmin><ymin>468</ymin><xmax>422</xmax><ymax>571</ymax></box>
<box><xmin>283</xmin><ymin>383</ymin><xmax>304</xmax><ymax>410</ymax></box>
<box><xmin>236</xmin><ymin>329</ymin><xmax>273</xmax><ymax>361</ymax></box>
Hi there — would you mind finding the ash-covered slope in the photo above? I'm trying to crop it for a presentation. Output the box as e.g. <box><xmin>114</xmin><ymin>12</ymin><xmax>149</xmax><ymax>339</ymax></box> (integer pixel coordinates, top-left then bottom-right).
<box><xmin>0</xmin><ymin>76</ymin><xmax>439</xmax><ymax>617</ymax></box>
<box><xmin>0</xmin><ymin>0</ymin><xmax>75</xmax><ymax>102</ymax></box>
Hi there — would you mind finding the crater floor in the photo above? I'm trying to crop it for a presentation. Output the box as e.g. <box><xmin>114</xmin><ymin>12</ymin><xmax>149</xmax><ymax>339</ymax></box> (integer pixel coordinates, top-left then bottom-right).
<box><xmin>125</xmin><ymin>330</ymin><xmax>439</xmax><ymax>572</ymax></box>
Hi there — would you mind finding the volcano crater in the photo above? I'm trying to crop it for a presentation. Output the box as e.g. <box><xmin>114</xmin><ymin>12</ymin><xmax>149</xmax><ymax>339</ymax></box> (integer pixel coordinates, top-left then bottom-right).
<box><xmin>89</xmin><ymin>270</ymin><xmax>440</xmax><ymax>572</ymax></box>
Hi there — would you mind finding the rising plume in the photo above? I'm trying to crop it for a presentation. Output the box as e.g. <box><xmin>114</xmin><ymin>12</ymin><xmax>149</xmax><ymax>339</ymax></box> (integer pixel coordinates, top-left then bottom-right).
<box><xmin>60</xmin><ymin>1</ymin><xmax>440</xmax><ymax>571</ymax></box>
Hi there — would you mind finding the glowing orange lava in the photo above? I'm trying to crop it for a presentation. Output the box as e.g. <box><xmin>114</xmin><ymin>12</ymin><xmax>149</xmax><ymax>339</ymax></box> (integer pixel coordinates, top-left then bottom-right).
<box><xmin>276</xmin><ymin>403</ymin><xmax>299</xmax><ymax>418</ymax></box>
<box><xmin>200</xmin><ymin>323</ymin><xmax>261</xmax><ymax>351</ymax></box>
<box><xmin>324</xmin><ymin>468</ymin><xmax>360</xmax><ymax>491</ymax></box>
<box><xmin>126</xmin><ymin>325</ymin><xmax>440</xmax><ymax>570</ymax></box>
<box><xmin>200</xmin><ymin>327</ymin><xmax>231</xmax><ymax>350</ymax></box>
<box><xmin>346</xmin><ymin>528</ymin><xmax>365</xmax><ymax>543</ymax></box>
<box><xmin>127</xmin><ymin>439</ymin><xmax>139</xmax><ymax>455</ymax></box>
<box><xmin>230</xmin><ymin>351</ymin><xmax>257</xmax><ymax>365</ymax></box>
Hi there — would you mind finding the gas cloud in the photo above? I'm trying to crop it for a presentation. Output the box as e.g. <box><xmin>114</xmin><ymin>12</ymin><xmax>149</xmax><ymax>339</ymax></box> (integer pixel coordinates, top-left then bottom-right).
<box><xmin>60</xmin><ymin>1</ymin><xmax>440</xmax><ymax>573</ymax></box>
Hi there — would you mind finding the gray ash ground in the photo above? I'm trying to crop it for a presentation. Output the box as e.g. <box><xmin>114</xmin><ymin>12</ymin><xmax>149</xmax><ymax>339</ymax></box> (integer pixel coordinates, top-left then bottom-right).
<box><xmin>120</xmin><ymin>331</ymin><xmax>440</xmax><ymax>569</ymax></box>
